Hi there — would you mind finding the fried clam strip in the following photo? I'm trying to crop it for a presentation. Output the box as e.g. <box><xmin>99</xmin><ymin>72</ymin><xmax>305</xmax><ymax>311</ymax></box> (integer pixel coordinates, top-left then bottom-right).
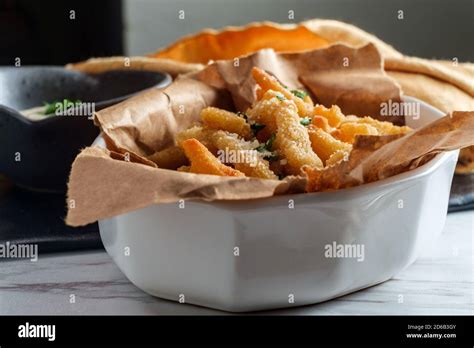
<box><xmin>178</xmin><ymin>125</ymin><xmax>277</xmax><ymax>179</ymax></box>
<box><xmin>313</xmin><ymin>104</ymin><xmax>412</xmax><ymax>144</ymax></box>
<box><xmin>325</xmin><ymin>149</ymin><xmax>350</xmax><ymax>167</ymax></box>
<box><xmin>201</xmin><ymin>107</ymin><xmax>252</xmax><ymax>139</ymax></box>
<box><xmin>313</xmin><ymin>104</ymin><xmax>379</xmax><ymax>144</ymax></box>
<box><xmin>343</xmin><ymin>115</ymin><xmax>412</xmax><ymax>135</ymax></box>
<box><xmin>273</xmin><ymin>98</ymin><xmax>323</xmax><ymax>174</ymax></box>
<box><xmin>252</xmin><ymin>67</ymin><xmax>313</xmax><ymax>117</ymax></box>
<box><xmin>181</xmin><ymin>138</ymin><xmax>244</xmax><ymax>177</ymax></box>
<box><xmin>176</xmin><ymin>125</ymin><xmax>218</xmax><ymax>153</ymax></box>
<box><xmin>304</xmin><ymin>135</ymin><xmax>404</xmax><ymax>192</ymax></box>
<box><xmin>311</xmin><ymin>115</ymin><xmax>332</xmax><ymax>133</ymax></box>
<box><xmin>147</xmin><ymin>146</ymin><xmax>188</xmax><ymax>169</ymax></box>
<box><xmin>152</xmin><ymin>124</ymin><xmax>222</xmax><ymax>169</ymax></box>
<box><xmin>308</xmin><ymin>125</ymin><xmax>352</xmax><ymax>164</ymax></box>
<box><xmin>332</xmin><ymin>122</ymin><xmax>379</xmax><ymax>144</ymax></box>
<box><xmin>152</xmin><ymin>111</ymin><xmax>253</xmax><ymax>168</ymax></box>
<box><xmin>246</xmin><ymin>90</ymin><xmax>282</xmax><ymax>140</ymax></box>
<box><xmin>210</xmin><ymin>130</ymin><xmax>278</xmax><ymax>180</ymax></box>
<box><xmin>313</xmin><ymin>104</ymin><xmax>346</xmax><ymax>128</ymax></box>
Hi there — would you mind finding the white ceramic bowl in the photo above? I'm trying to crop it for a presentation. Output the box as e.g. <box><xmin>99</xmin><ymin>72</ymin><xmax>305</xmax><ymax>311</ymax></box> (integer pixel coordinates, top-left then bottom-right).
<box><xmin>96</xmin><ymin>97</ymin><xmax>458</xmax><ymax>312</ymax></box>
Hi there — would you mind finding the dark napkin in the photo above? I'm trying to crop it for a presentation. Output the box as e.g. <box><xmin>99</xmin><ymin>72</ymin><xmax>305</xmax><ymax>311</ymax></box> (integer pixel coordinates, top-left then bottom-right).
<box><xmin>0</xmin><ymin>177</ymin><xmax>102</xmax><ymax>256</ymax></box>
<box><xmin>448</xmin><ymin>174</ymin><xmax>474</xmax><ymax>213</ymax></box>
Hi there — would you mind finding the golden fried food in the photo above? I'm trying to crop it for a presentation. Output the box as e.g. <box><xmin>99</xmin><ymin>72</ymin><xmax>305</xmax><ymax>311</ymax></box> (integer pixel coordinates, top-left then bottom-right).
<box><xmin>252</xmin><ymin>67</ymin><xmax>313</xmax><ymax>117</ymax></box>
<box><xmin>246</xmin><ymin>90</ymin><xmax>283</xmax><ymax>138</ymax></box>
<box><xmin>255</xmin><ymin>85</ymin><xmax>264</xmax><ymax>101</ymax></box>
<box><xmin>176</xmin><ymin>125</ymin><xmax>218</xmax><ymax>153</ymax></box>
<box><xmin>325</xmin><ymin>149</ymin><xmax>349</xmax><ymax>167</ymax></box>
<box><xmin>343</xmin><ymin>115</ymin><xmax>411</xmax><ymax>135</ymax></box>
<box><xmin>308</xmin><ymin>126</ymin><xmax>352</xmax><ymax>163</ymax></box>
<box><xmin>332</xmin><ymin>122</ymin><xmax>379</xmax><ymax>144</ymax></box>
<box><xmin>181</xmin><ymin>138</ymin><xmax>245</xmax><ymax>177</ymax></box>
<box><xmin>313</xmin><ymin>104</ymin><xmax>346</xmax><ymax>127</ymax></box>
<box><xmin>273</xmin><ymin>97</ymin><xmax>323</xmax><ymax>174</ymax></box>
<box><xmin>210</xmin><ymin>130</ymin><xmax>278</xmax><ymax>180</ymax></box>
<box><xmin>167</xmin><ymin>67</ymin><xmax>413</xmax><ymax>188</ymax></box>
<box><xmin>201</xmin><ymin>107</ymin><xmax>252</xmax><ymax>139</ymax></box>
<box><xmin>178</xmin><ymin>125</ymin><xmax>276</xmax><ymax>179</ymax></box>
<box><xmin>311</xmin><ymin>115</ymin><xmax>331</xmax><ymax>132</ymax></box>
<box><xmin>303</xmin><ymin>94</ymin><xmax>314</xmax><ymax>107</ymax></box>
<box><xmin>147</xmin><ymin>146</ymin><xmax>188</xmax><ymax>169</ymax></box>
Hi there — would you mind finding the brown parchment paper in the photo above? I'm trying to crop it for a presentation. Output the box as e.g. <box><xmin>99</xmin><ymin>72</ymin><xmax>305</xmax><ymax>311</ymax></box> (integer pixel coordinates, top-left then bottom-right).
<box><xmin>305</xmin><ymin>111</ymin><xmax>474</xmax><ymax>191</ymax></box>
<box><xmin>66</xmin><ymin>44</ymin><xmax>473</xmax><ymax>226</ymax></box>
<box><xmin>94</xmin><ymin>43</ymin><xmax>403</xmax><ymax>159</ymax></box>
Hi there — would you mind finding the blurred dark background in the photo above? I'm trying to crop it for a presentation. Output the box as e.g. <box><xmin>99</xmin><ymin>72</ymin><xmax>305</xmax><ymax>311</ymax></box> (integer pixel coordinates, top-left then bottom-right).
<box><xmin>0</xmin><ymin>0</ymin><xmax>123</xmax><ymax>65</ymax></box>
<box><xmin>0</xmin><ymin>0</ymin><xmax>473</xmax><ymax>66</ymax></box>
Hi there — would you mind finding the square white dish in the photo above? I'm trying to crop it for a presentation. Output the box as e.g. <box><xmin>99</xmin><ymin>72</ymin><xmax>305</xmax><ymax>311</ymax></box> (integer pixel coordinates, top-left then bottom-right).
<box><xmin>96</xmin><ymin>96</ymin><xmax>458</xmax><ymax>312</ymax></box>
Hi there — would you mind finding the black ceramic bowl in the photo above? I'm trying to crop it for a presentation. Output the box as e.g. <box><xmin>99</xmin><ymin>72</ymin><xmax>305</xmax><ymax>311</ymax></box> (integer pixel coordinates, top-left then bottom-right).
<box><xmin>0</xmin><ymin>66</ymin><xmax>171</xmax><ymax>192</ymax></box>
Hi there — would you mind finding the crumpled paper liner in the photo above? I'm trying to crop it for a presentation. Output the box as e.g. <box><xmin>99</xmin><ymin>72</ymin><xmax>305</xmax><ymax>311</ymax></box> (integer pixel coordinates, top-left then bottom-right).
<box><xmin>67</xmin><ymin>146</ymin><xmax>307</xmax><ymax>225</ymax></box>
<box><xmin>67</xmin><ymin>18</ymin><xmax>474</xmax><ymax>175</ymax></box>
<box><xmin>305</xmin><ymin>111</ymin><xmax>474</xmax><ymax>191</ymax></box>
<box><xmin>151</xmin><ymin>18</ymin><xmax>474</xmax><ymax>177</ymax></box>
<box><xmin>94</xmin><ymin>43</ymin><xmax>402</xmax><ymax>159</ymax></box>
<box><xmin>66</xmin><ymin>44</ymin><xmax>470</xmax><ymax>226</ymax></box>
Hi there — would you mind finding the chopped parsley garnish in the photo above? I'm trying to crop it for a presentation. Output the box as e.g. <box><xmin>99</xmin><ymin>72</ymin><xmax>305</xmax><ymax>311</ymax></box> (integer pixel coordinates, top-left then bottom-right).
<box><xmin>43</xmin><ymin>99</ymin><xmax>82</xmax><ymax>115</ymax></box>
<box><xmin>291</xmin><ymin>89</ymin><xmax>308</xmax><ymax>99</ymax></box>
<box><xmin>255</xmin><ymin>144</ymin><xmax>267</xmax><ymax>152</ymax></box>
<box><xmin>264</xmin><ymin>153</ymin><xmax>280</xmax><ymax>162</ymax></box>
<box><xmin>255</xmin><ymin>133</ymin><xmax>280</xmax><ymax>162</ymax></box>
<box><xmin>256</xmin><ymin>133</ymin><xmax>276</xmax><ymax>152</ymax></box>
<box><xmin>236</xmin><ymin>111</ymin><xmax>248</xmax><ymax>120</ymax></box>
<box><xmin>300</xmin><ymin>117</ymin><xmax>311</xmax><ymax>126</ymax></box>
<box><xmin>275</xmin><ymin>94</ymin><xmax>285</xmax><ymax>102</ymax></box>
<box><xmin>265</xmin><ymin>133</ymin><xmax>276</xmax><ymax>150</ymax></box>
<box><xmin>256</xmin><ymin>133</ymin><xmax>279</xmax><ymax>161</ymax></box>
<box><xmin>250</xmin><ymin>123</ymin><xmax>266</xmax><ymax>135</ymax></box>
<box><xmin>43</xmin><ymin>102</ymin><xmax>60</xmax><ymax>115</ymax></box>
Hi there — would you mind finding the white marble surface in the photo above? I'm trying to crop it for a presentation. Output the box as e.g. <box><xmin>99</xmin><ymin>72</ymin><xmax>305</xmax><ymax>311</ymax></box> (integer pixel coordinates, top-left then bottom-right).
<box><xmin>0</xmin><ymin>211</ymin><xmax>472</xmax><ymax>315</ymax></box>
